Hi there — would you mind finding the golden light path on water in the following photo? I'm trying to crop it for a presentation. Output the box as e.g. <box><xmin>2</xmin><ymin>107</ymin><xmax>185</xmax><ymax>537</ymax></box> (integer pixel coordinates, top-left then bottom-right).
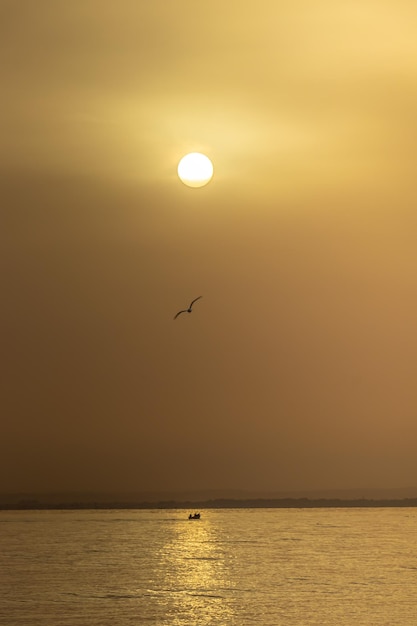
<box><xmin>156</xmin><ymin>515</ymin><xmax>236</xmax><ymax>623</ymax></box>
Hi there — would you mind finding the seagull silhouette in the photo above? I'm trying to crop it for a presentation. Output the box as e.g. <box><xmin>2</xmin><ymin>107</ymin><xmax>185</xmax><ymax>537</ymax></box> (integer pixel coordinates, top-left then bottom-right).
<box><xmin>174</xmin><ymin>296</ymin><xmax>202</xmax><ymax>320</ymax></box>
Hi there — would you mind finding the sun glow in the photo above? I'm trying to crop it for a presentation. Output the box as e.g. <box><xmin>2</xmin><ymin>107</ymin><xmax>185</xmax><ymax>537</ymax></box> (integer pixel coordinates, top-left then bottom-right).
<box><xmin>177</xmin><ymin>153</ymin><xmax>213</xmax><ymax>188</ymax></box>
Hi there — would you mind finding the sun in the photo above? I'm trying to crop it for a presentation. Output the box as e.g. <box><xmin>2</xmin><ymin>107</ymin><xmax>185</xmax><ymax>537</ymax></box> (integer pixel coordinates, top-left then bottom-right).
<box><xmin>177</xmin><ymin>153</ymin><xmax>213</xmax><ymax>188</ymax></box>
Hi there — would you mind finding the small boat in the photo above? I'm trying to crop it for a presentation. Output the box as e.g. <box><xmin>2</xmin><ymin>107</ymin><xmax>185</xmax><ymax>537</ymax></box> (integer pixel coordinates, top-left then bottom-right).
<box><xmin>188</xmin><ymin>512</ymin><xmax>201</xmax><ymax>520</ymax></box>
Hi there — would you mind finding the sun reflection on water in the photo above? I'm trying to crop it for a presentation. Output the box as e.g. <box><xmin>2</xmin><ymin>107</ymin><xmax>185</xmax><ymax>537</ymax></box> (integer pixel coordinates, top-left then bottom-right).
<box><xmin>155</xmin><ymin>513</ymin><xmax>237</xmax><ymax>624</ymax></box>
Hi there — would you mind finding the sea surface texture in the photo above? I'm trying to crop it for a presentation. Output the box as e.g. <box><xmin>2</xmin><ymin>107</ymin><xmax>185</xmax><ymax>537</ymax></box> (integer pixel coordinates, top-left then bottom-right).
<box><xmin>1</xmin><ymin>507</ymin><xmax>417</xmax><ymax>625</ymax></box>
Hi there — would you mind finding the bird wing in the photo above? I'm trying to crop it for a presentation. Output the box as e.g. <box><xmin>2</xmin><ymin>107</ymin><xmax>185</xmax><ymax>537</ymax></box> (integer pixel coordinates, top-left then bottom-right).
<box><xmin>174</xmin><ymin>310</ymin><xmax>187</xmax><ymax>320</ymax></box>
<box><xmin>189</xmin><ymin>296</ymin><xmax>202</xmax><ymax>309</ymax></box>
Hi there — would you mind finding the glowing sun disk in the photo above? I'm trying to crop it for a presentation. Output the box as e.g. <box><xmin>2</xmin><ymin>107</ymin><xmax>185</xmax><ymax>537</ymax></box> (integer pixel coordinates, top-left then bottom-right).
<box><xmin>177</xmin><ymin>153</ymin><xmax>213</xmax><ymax>188</ymax></box>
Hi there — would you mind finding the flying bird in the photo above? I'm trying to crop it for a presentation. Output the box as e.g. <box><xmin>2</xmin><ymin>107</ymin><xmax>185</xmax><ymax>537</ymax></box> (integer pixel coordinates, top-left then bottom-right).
<box><xmin>174</xmin><ymin>296</ymin><xmax>202</xmax><ymax>320</ymax></box>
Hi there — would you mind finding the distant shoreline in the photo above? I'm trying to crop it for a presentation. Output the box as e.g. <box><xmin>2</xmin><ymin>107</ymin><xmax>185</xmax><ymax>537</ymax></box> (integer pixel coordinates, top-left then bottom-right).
<box><xmin>2</xmin><ymin>497</ymin><xmax>417</xmax><ymax>511</ymax></box>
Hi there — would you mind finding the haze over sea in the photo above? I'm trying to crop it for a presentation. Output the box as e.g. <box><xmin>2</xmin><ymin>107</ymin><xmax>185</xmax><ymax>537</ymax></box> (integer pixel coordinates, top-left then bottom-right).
<box><xmin>2</xmin><ymin>508</ymin><xmax>416</xmax><ymax>625</ymax></box>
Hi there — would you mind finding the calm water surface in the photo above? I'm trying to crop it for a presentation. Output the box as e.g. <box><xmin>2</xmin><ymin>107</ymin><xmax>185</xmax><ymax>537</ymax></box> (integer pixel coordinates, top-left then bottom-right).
<box><xmin>1</xmin><ymin>508</ymin><xmax>417</xmax><ymax>625</ymax></box>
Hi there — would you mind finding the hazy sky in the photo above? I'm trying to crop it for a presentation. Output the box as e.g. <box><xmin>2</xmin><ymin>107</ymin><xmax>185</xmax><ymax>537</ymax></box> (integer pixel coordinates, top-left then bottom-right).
<box><xmin>2</xmin><ymin>1</ymin><xmax>417</xmax><ymax>496</ymax></box>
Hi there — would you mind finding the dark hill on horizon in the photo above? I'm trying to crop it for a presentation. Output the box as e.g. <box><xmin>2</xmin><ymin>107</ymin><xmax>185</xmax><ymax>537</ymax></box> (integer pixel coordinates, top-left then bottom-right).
<box><xmin>2</xmin><ymin>486</ymin><xmax>417</xmax><ymax>509</ymax></box>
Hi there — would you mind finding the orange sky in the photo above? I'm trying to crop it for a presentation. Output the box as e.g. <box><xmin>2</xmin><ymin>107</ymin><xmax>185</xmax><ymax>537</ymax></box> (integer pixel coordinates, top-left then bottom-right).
<box><xmin>1</xmin><ymin>1</ymin><xmax>417</xmax><ymax>496</ymax></box>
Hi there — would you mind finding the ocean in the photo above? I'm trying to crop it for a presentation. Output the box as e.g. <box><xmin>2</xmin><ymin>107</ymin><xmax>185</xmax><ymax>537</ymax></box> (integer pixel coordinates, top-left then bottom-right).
<box><xmin>1</xmin><ymin>507</ymin><xmax>416</xmax><ymax>625</ymax></box>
